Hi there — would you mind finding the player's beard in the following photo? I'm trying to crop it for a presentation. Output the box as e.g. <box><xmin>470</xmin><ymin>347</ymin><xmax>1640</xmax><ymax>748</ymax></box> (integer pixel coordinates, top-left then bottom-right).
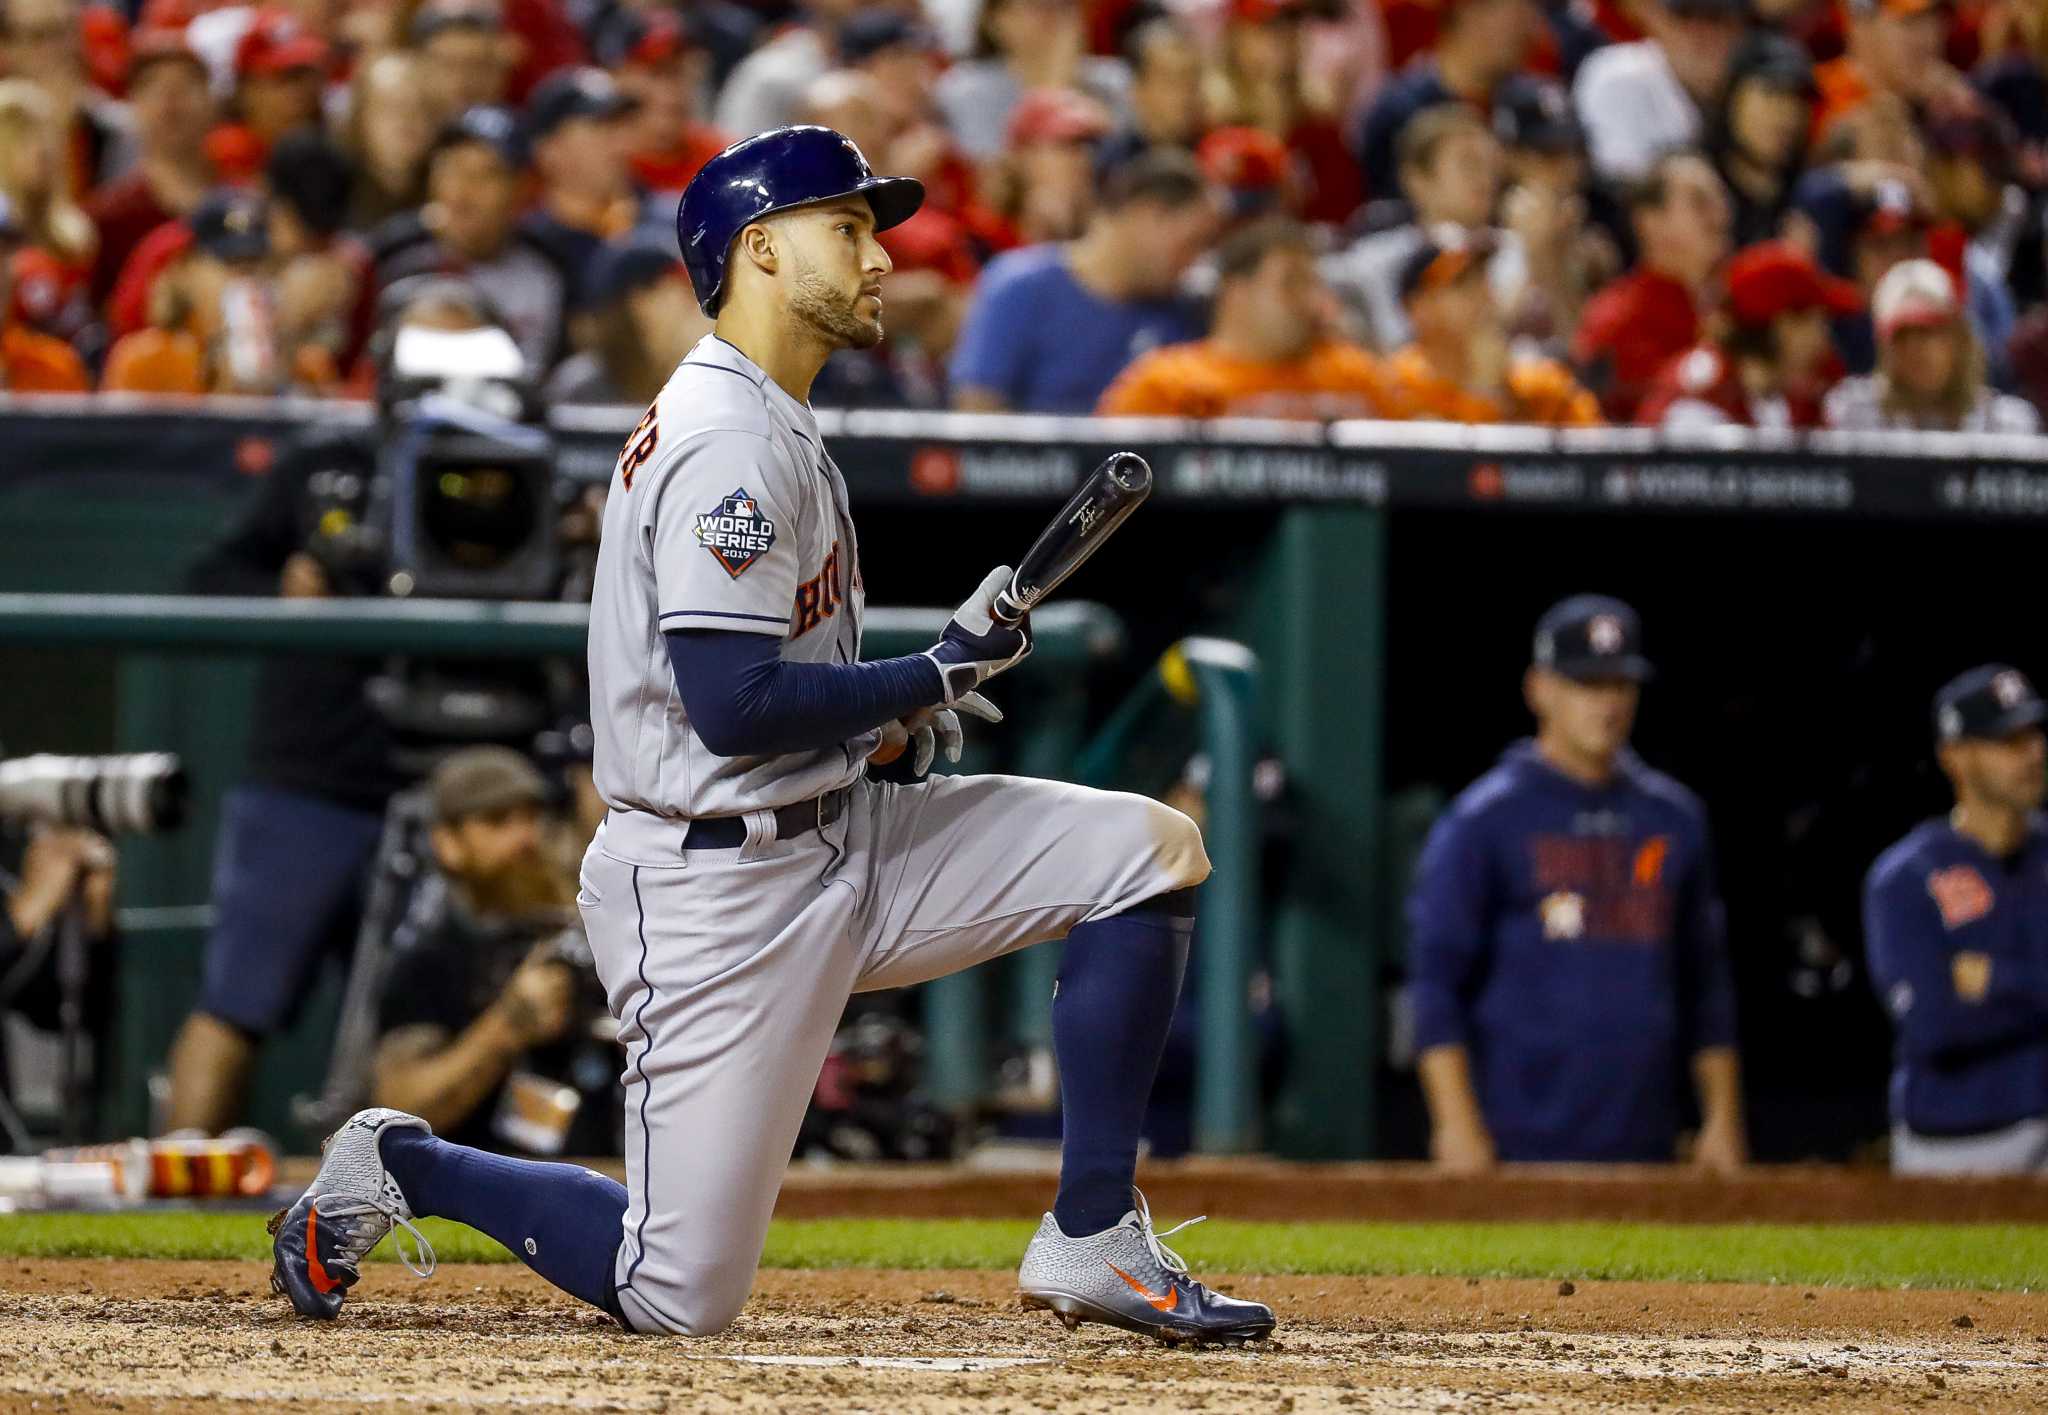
<box><xmin>790</xmin><ymin>255</ymin><xmax>883</xmax><ymax>351</ymax></box>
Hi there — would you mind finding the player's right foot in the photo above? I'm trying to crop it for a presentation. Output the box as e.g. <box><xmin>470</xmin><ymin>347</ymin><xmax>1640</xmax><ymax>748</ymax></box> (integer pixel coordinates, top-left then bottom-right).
<box><xmin>268</xmin><ymin>1107</ymin><xmax>437</xmax><ymax>1319</ymax></box>
<box><xmin>1017</xmin><ymin>1189</ymin><xmax>1276</xmax><ymax>1346</ymax></box>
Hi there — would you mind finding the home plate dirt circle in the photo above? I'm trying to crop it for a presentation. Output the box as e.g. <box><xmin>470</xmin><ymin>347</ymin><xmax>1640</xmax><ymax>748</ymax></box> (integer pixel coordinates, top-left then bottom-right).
<box><xmin>3</xmin><ymin>1259</ymin><xmax>2045</xmax><ymax>1413</ymax></box>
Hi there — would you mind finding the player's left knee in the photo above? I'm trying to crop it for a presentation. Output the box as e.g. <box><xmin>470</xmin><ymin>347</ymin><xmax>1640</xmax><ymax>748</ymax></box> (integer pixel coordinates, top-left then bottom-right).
<box><xmin>1145</xmin><ymin>800</ymin><xmax>1212</xmax><ymax>891</ymax></box>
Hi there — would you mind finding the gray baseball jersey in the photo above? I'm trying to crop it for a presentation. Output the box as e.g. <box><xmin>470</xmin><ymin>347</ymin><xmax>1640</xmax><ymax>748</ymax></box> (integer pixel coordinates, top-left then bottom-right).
<box><xmin>576</xmin><ymin>331</ymin><xmax>1211</xmax><ymax>1338</ymax></box>
<box><xmin>587</xmin><ymin>333</ymin><xmax>872</xmax><ymax>820</ymax></box>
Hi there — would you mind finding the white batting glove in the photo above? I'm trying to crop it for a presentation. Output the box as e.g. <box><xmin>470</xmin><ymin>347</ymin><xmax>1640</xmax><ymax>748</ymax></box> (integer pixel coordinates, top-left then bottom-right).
<box><xmin>923</xmin><ymin>565</ymin><xmax>1033</xmax><ymax>705</ymax></box>
<box><xmin>907</xmin><ymin>692</ymin><xmax>1003</xmax><ymax>777</ymax></box>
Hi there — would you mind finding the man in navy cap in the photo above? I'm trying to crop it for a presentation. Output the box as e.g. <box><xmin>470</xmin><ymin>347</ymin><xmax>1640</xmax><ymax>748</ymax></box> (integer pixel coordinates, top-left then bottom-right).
<box><xmin>370</xmin><ymin>106</ymin><xmax>569</xmax><ymax>371</ymax></box>
<box><xmin>1863</xmin><ymin>666</ymin><xmax>2048</xmax><ymax>1175</ymax></box>
<box><xmin>521</xmin><ymin>68</ymin><xmax>665</xmax><ymax>303</ymax></box>
<box><xmin>1405</xmin><ymin>595</ymin><xmax>1745</xmax><ymax>1171</ymax></box>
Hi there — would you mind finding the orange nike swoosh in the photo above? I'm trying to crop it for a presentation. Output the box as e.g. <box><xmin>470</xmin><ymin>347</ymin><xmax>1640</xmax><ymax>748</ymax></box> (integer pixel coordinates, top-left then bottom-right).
<box><xmin>305</xmin><ymin>1207</ymin><xmax>341</xmax><ymax>1295</ymax></box>
<box><xmin>1105</xmin><ymin>1261</ymin><xmax>1177</xmax><ymax>1312</ymax></box>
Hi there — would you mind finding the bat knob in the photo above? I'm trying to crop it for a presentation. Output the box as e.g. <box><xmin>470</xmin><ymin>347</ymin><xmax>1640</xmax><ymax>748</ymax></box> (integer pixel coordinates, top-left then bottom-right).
<box><xmin>1105</xmin><ymin>452</ymin><xmax>1152</xmax><ymax>493</ymax></box>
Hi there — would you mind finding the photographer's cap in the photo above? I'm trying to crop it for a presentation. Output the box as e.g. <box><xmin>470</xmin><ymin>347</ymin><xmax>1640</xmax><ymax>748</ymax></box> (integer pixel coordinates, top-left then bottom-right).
<box><xmin>429</xmin><ymin>746</ymin><xmax>549</xmax><ymax>824</ymax></box>
<box><xmin>1532</xmin><ymin>594</ymin><xmax>1654</xmax><ymax>682</ymax></box>
<box><xmin>1935</xmin><ymin>664</ymin><xmax>2047</xmax><ymax>742</ymax></box>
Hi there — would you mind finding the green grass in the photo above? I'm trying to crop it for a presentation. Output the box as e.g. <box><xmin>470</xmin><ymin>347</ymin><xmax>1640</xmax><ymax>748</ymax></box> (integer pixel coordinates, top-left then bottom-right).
<box><xmin>0</xmin><ymin>1214</ymin><xmax>2042</xmax><ymax>1291</ymax></box>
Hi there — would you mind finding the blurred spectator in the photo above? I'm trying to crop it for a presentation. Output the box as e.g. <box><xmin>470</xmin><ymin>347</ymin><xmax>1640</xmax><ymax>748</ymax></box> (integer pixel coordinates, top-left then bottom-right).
<box><xmin>1573</xmin><ymin>152</ymin><xmax>1732</xmax><ymax>421</ymax></box>
<box><xmin>371</xmin><ymin>748</ymin><xmax>614</xmax><ymax>1156</ymax></box>
<box><xmin>988</xmin><ymin>86</ymin><xmax>1111</xmax><ymax>246</ymax></box>
<box><xmin>1322</xmin><ymin>104</ymin><xmax>1513</xmax><ymax>352</ymax></box>
<box><xmin>1095</xmin><ymin>17</ymin><xmax>1204</xmax><ymax>173</ymax></box>
<box><xmin>1356</xmin><ymin>0</ymin><xmax>1536</xmax><ymax>204</ymax></box>
<box><xmin>1925</xmin><ymin>98</ymin><xmax>2033</xmax><ymax>315</ymax></box>
<box><xmin>1493</xmin><ymin>75</ymin><xmax>1611</xmax><ymax>349</ymax></box>
<box><xmin>371</xmin><ymin>105</ymin><xmax>569</xmax><ymax>372</ymax></box>
<box><xmin>948</xmin><ymin>148</ymin><xmax>1215</xmax><ymax>412</ymax></box>
<box><xmin>1638</xmin><ymin>240</ymin><xmax>1859</xmax><ymax>428</ymax></box>
<box><xmin>1823</xmin><ymin>257</ymin><xmax>2039</xmax><ymax>429</ymax></box>
<box><xmin>586</xmin><ymin>0</ymin><xmax>761</xmax><ymax>92</ymax></box>
<box><xmin>411</xmin><ymin>1</ymin><xmax>515</xmax><ymax>126</ymax></box>
<box><xmin>0</xmin><ymin>191</ymin><xmax>87</xmax><ymax>389</ymax></box>
<box><xmin>933</xmin><ymin>0</ymin><xmax>1130</xmax><ymax>162</ymax></box>
<box><xmin>597</xmin><ymin>8</ymin><xmax>726</xmax><ymax>201</ymax></box>
<box><xmin>1573</xmin><ymin>0</ymin><xmax>1744</xmax><ymax>184</ymax></box>
<box><xmin>1791</xmin><ymin>168</ymin><xmax>2004</xmax><ymax>377</ymax></box>
<box><xmin>1977</xmin><ymin>0</ymin><xmax>2048</xmax><ymax>149</ymax></box>
<box><xmin>798</xmin><ymin>68</ymin><xmax>895</xmax><ymax>175</ymax></box>
<box><xmin>1864</xmin><ymin>666</ymin><xmax>2048</xmax><ymax>1175</ymax></box>
<box><xmin>1096</xmin><ymin>215</ymin><xmax>1394</xmax><ymax>418</ymax></box>
<box><xmin>0</xmin><ymin>78</ymin><xmax>95</xmax><ymax>274</ymax></box>
<box><xmin>103</xmin><ymin>186</ymin><xmax>338</xmax><ymax>393</ymax></box>
<box><xmin>85</xmin><ymin>30</ymin><xmax>215</xmax><ymax>309</ymax></box>
<box><xmin>547</xmin><ymin>241</ymin><xmax>704</xmax><ymax>404</ymax></box>
<box><xmin>837</xmin><ymin>8</ymin><xmax>941</xmax><ymax>133</ymax></box>
<box><xmin>1815</xmin><ymin>0</ymin><xmax>1971</xmax><ymax>141</ymax></box>
<box><xmin>520</xmin><ymin>67</ymin><xmax>657</xmax><ymax>302</ymax></box>
<box><xmin>0</xmin><ymin>0</ymin><xmax>134</xmax><ymax>191</ymax></box>
<box><xmin>1708</xmin><ymin>29</ymin><xmax>1817</xmax><ymax>248</ymax></box>
<box><xmin>344</xmin><ymin>51</ymin><xmax>433</xmax><ymax>229</ymax></box>
<box><xmin>714</xmin><ymin>0</ymin><xmax>869</xmax><ymax>139</ymax></box>
<box><xmin>1206</xmin><ymin>0</ymin><xmax>1359</xmax><ymax>225</ymax></box>
<box><xmin>227</xmin><ymin>8</ymin><xmax>331</xmax><ymax>153</ymax></box>
<box><xmin>1382</xmin><ymin>236</ymin><xmax>1601</xmax><ymax>424</ymax></box>
<box><xmin>1406</xmin><ymin>595</ymin><xmax>1743</xmax><ymax>1171</ymax></box>
<box><xmin>264</xmin><ymin>129</ymin><xmax>369</xmax><ymax>380</ymax></box>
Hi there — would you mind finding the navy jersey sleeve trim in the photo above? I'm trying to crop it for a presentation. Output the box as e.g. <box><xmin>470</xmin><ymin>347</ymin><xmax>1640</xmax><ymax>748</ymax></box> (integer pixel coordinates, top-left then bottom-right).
<box><xmin>659</xmin><ymin>609</ymin><xmax>791</xmax><ymax>624</ymax></box>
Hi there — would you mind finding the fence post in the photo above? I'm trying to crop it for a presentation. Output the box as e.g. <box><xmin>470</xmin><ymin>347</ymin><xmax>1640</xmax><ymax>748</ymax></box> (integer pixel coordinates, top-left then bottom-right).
<box><xmin>1171</xmin><ymin>639</ymin><xmax>1262</xmax><ymax>1154</ymax></box>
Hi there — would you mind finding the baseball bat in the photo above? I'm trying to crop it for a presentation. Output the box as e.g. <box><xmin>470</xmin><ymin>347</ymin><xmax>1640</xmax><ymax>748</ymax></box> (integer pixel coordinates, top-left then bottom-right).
<box><xmin>991</xmin><ymin>451</ymin><xmax>1153</xmax><ymax>624</ymax></box>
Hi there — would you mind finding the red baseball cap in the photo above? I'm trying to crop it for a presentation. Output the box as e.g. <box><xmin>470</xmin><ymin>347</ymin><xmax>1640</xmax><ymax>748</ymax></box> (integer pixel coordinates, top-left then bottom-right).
<box><xmin>235</xmin><ymin>8</ymin><xmax>332</xmax><ymax>79</ymax></box>
<box><xmin>1724</xmin><ymin>241</ymin><xmax>1861</xmax><ymax>325</ymax></box>
<box><xmin>1006</xmin><ymin>87</ymin><xmax>1112</xmax><ymax>147</ymax></box>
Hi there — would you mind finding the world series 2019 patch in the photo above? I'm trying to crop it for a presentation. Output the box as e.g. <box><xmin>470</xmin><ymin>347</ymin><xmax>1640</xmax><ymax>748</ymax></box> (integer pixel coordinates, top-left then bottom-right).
<box><xmin>695</xmin><ymin>488</ymin><xmax>777</xmax><ymax>579</ymax></box>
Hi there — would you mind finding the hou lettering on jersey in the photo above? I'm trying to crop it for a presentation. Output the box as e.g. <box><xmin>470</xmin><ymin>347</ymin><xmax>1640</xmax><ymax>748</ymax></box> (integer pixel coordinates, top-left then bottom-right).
<box><xmin>695</xmin><ymin>487</ymin><xmax>778</xmax><ymax>579</ymax></box>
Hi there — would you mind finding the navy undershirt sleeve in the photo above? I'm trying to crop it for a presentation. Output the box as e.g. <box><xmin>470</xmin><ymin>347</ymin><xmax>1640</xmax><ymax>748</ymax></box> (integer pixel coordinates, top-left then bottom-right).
<box><xmin>665</xmin><ymin>628</ymin><xmax>946</xmax><ymax>758</ymax></box>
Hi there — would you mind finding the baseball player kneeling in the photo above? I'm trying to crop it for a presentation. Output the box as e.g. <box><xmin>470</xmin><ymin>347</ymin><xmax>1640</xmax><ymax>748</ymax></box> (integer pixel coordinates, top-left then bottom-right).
<box><xmin>268</xmin><ymin>125</ymin><xmax>1274</xmax><ymax>1347</ymax></box>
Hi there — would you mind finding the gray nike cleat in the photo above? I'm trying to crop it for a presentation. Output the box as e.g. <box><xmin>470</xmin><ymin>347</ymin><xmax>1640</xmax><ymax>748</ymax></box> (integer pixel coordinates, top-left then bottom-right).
<box><xmin>1017</xmin><ymin>1188</ymin><xmax>1276</xmax><ymax>1345</ymax></box>
<box><xmin>268</xmin><ymin>1107</ymin><xmax>438</xmax><ymax>1318</ymax></box>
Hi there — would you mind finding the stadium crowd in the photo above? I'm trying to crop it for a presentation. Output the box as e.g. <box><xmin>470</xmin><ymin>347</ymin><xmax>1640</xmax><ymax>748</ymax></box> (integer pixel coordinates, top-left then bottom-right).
<box><xmin>0</xmin><ymin>0</ymin><xmax>2044</xmax><ymax>427</ymax></box>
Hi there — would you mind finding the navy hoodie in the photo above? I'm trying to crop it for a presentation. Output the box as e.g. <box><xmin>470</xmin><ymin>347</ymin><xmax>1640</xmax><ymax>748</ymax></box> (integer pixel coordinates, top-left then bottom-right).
<box><xmin>1863</xmin><ymin>818</ymin><xmax>2048</xmax><ymax>1138</ymax></box>
<box><xmin>1406</xmin><ymin>741</ymin><xmax>1737</xmax><ymax>1162</ymax></box>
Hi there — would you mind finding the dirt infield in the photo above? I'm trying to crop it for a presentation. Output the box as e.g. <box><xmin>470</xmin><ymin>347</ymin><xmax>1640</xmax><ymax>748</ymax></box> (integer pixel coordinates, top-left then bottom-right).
<box><xmin>3</xmin><ymin>1258</ymin><xmax>2044</xmax><ymax>1413</ymax></box>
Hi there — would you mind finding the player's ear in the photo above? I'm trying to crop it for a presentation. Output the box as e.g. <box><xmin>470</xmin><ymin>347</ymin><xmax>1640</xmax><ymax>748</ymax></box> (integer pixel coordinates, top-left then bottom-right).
<box><xmin>1522</xmin><ymin>666</ymin><xmax>1547</xmax><ymax>720</ymax></box>
<box><xmin>737</xmin><ymin>221</ymin><xmax>780</xmax><ymax>282</ymax></box>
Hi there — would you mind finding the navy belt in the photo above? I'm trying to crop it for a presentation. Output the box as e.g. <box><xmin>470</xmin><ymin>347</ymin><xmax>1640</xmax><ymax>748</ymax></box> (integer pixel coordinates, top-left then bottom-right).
<box><xmin>680</xmin><ymin>786</ymin><xmax>850</xmax><ymax>849</ymax></box>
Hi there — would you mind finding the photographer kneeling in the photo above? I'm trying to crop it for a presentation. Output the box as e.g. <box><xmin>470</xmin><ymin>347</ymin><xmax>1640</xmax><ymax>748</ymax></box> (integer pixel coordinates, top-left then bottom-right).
<box><xmin>2</xmin><ymin>827</ymin><xmax>116</xmax><ymax>1147</ymax></box>
<box><xmin>370</xmin><ymin>748</ymin><xmax>615</xmax><ymax>1156</ymax></box>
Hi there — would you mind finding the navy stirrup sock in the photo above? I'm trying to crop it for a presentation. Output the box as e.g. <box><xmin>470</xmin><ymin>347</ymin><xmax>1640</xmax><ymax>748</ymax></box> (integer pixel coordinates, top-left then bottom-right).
<box><xmin>1050</xmin><ymin>890</ymin><xmax>1195</xmax><ymax>1237</ymax></box>
<box><xmin>379</xmin><ymin>1129</ymin><xmax>627</xmax><ymax>1312</ymax></box>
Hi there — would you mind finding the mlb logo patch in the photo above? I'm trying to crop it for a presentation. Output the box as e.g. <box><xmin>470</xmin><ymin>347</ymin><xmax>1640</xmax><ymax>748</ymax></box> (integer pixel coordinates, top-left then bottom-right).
<box><xmin>694</xmin><ymin>487</ymin><xmax>777</xmax><ymax>579</ymax></box>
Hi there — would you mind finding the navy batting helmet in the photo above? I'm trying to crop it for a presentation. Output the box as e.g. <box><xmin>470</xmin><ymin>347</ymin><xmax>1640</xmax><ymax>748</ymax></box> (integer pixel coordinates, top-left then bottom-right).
<box><xmin>676</xmin><ymin>126</ymin><xmax>924</xmax><ymax>316</ymax></box>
